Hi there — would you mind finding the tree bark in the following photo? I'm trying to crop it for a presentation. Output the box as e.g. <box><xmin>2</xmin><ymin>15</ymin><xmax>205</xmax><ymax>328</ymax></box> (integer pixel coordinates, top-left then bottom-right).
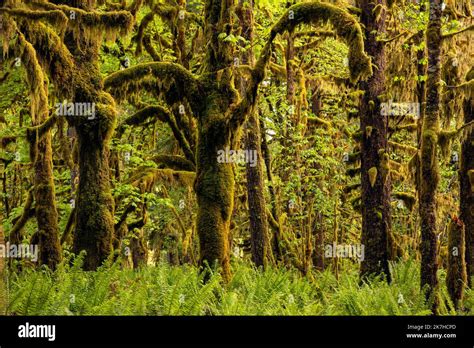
<box><xmin>460</xmin><ymin>68</ymin><xmax>474</xmax><ymax>286</ymax></box>
<box><xmin>237</xmin><ymin>0</ymin><xmax>271</xmax><ymax>268</ymax></box>
<box><xmin>0</xmin><ymin>217</ymin><xmax>5</xmax><ymax>314</ymax></box>
<box><xmin>33</xmin><ymin>132</ymin><xmax>62</xmax><ymax>270</ymax></box>
<box><xmin>446</xmin><ymin>218</ymin><xmax>467</xmax><ymax>310</ymax></box>
<box><xmin>357</xmin><ymin>0</ymin><xmax>392</xmax><ymax>282</ymax></box>
<box><xmin>62</xmin><ymin>4</ymin><xmax>119</xmax><ymax>270</ymax></box>
<box><xmin>195</xmin><ymin>102</ymin><xmax>233</xmax><ymax>282</ymax></box>
<box><xmin>73</xmin><ymin>123</ymin><xmax>116</xmax><ymax>270</ymax></box>
<box><xmin>419</xmin><ymin>0</ymin><xmax>442</xmax><ymax>313</ymax></box>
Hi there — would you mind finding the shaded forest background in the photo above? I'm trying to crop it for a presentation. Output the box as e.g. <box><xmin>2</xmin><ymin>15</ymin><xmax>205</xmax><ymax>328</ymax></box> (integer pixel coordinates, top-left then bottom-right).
<box><xmin>0</xmin><ymin>0</ymin><xmax>473</xmax><ymax>315</ymax></box>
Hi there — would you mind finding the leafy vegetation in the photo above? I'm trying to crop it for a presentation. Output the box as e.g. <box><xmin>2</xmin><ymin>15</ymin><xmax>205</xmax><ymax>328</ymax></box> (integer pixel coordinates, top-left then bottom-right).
<box><xmin>0</xmin><ymin>0</ymin><xmax>473</xmax><ymax>316</ymax></box>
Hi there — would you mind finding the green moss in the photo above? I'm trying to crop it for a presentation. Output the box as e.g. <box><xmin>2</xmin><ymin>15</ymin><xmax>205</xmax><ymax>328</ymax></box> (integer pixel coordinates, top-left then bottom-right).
<box><xmin>446</xmin><ymin>217</ymin><xmax>467</xmax><ymax>310</ymax></box>
<box><xmin>368</xmin><ymin>167</ymin><xmax>377</xmax><ymax>188</ymax></box>
<box><xmin>269</xmin><ymin>2</ymin><xmax>372</xmax><ymax>83</ymax></box>
<box><xmin>365</xmin><ymin>126</ymin><xmax>373</xmax><ymax>138</ymax></box>
<box><xmin>104</xmin><ymin>62</ymin><xmax>201</xmax><ymax>107</ymax></box>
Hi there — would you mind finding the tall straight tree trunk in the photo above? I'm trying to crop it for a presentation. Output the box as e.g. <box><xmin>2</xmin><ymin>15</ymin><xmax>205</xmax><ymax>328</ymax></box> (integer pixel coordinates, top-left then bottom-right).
<box><xmin>419</xmin><ymin>0</ymin><xmax>442</xmax><ymax>313</ymax></box>
<box><xmin>245</xmin><ymin>110</ymin><xmax>272</xmax><ymax>267</ymax></box>
<box><xmin>237</xmin><ymin>0</ymin><xmax>271</xmax><ymax>268</ymax></box>
<box><xmin>357</xmin><ymin>0</ymin><xmax>391</xmax><ymax>281</ymax></box>
<box><xmin>33</xmin><ymin>133</ymin><xmax>62</xmax><ymax>269</ymax></box>
<box><xmin>460</xmin><ymin>68</ymin><xmax>474</xmax><ymax>286</ymax></box>
<box><xmin>0</xmin><ymin>217</ymin><xmax>5</xmax><ymax>314</ymax></box>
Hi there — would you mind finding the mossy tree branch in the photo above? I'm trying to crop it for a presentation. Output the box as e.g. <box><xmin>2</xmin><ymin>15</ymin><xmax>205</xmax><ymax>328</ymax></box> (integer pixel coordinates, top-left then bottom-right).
<box><xmin>116</xmin><ymin>105</ymin><xmax>195</xmax><ymax>164</ymax></box>
<box><xmin>231</xmin><ymin>1</ymin><xmax>372</xmax><ymax>129</ymax></box>
<box><xmin>152</xmin><ymin>154</ymin><xmax>196</xmax><ymax>172</ymax></box>
<box><xmin>104</xmin><ymin>62</ymin><xmax>202</xmax><ymax>110</ymax></box>
<box><xmin>26</xmin><ymin>0</ymin><xmax>133</xmax><ymax>33</ymax></box>
<box><xmin>0</xmin><ymin>7</ymin><xmax>67</xmax><ymax>26</ymax></box>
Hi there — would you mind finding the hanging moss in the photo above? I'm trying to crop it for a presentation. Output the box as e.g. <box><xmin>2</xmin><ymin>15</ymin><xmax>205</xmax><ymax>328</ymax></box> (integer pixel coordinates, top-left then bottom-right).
<box><xmin>28</xmin><ymin>1</ymin><xmax>133</xmax><ymax>32</ymax></box>
<box><xmin>388</xmin><ymin>140</ymin><xmax>418</xmax><ymax>154</ymax></box>
<box><xmin>15</xmin><ymin>30</ymin><xmax>48</xmax><ymax>123</ymax></box>
<box><xmin>0</xmin><ymin>8</ymin><xmax>68</xmax><ymax>31</ymax></box>
<box><xmin>368</xmin><ymin>167</ymin><xmax>377</xmax><ymax>188</ymax></box>
<box><xmin>365</xmin><ymin>126</ymin><xmax>373</xmax><ymax>138</ymax></box>
<box><xmin>104</xmin><ymin>62</ymin><xmax>200</xmax><ymax>107</ymax></box>
<box><xmin>446</xmin><ymin>217</ymin><xmax>467</xmax><ymax>310</ymax></box>
<box><xmin>21</xmin><ymin>21</ymin><xmax>75</xmax><ymax>99</ymax></box>
<box><xmin>269</xmin><ymin>2</ymin><xmax>372</xmax><ymax>83</ymax></box>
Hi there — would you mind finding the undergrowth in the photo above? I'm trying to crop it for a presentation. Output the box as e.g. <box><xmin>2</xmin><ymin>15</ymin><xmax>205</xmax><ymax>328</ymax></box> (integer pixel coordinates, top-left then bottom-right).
<box><xmin>5</xmin><ymin>257</ymin><xmax>472</xmax><ymax>316</ymax></box>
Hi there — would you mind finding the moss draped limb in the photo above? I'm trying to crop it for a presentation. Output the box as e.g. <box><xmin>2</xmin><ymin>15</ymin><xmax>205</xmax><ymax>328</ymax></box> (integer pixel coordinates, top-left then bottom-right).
<box><xmin>104</xmin><ymin>62</ymin><xmax>202</xmax><ymax>109</ymax></box>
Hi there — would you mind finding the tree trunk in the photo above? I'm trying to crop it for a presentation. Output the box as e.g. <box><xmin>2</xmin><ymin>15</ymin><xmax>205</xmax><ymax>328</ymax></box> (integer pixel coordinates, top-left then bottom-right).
<box><xmin>34</xmin><ymin>133</ymin><xmax>62</xmax><ymax>270</ymax></box>
<box><xmin>419</xmin><ymin>0</ymin><xmax>442</xmax><ymax>313</ymax></box>
<box><xmin>245</xmin><ymin>112</ymin><xmax>271</xmax><ymax>267</ymax></box>
<box><xmin>237</xmin><ymin>0</ymin><xmax>271</xmax><ymax>268</ymax></box>
<box><xmin>358</xmin><ymin>0</ymin><xmax>391</xmax><ymax>281</ymax></box>
<box><xmin>73</xmin><ymin>126</ymin><xmax>115</xmax><ymax>270</ymax></box>
<box><xmin>19</xmin><ymin>24</ymin><xmax>63</xmax><ymax>270</ymax></box>
<box><xmin>446</xmin><ymin>218</ymin><xmax>467</xmax><ymax>310</ymax></box>
<box><xmin>63</xmin><ymin>2</ymin><xmax>118</xmax><ymax>270</ymax></box>
<box><xmin>195</xmin><ymin>100</ymin><xmax>233</xmax><ymax>282</ymax></box>
<box><xmin>131</xmin><ymin>229</ymin><xmax>148</xmax><ymax>269</ymax></box>
<box><xmin>260</xmin><ymin>118</ymin><xmax>283</xmax><ymax>260</ymax></box>
<box><xmin>460</xmin><ymin>68</ymin><xmax>474</xmax><ymax>286</ymax></box>
<box><xmin>0</xmin><ymin>217</ymin><xmax>5</xmax><ymax>314</ymax></box>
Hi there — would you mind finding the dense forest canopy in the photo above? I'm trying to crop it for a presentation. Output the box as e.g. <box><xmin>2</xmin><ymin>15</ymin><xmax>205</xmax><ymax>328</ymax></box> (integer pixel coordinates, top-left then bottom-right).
<box><xmin>0</xmin><ymin>0</ymin><xmax>473</xmax><ymax>315</ymax></box>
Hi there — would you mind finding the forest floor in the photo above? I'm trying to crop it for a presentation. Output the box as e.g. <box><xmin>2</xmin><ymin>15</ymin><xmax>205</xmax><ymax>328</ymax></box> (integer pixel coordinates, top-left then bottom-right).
<box><xmin>5</xmin><ymin>257</ymin><xmax>473</xmax><ymax>316</ymax></box>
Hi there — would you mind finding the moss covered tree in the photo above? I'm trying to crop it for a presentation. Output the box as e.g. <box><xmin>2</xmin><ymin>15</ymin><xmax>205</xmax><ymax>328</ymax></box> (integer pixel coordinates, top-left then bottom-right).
<box><xmin>0</xmin><ymin>215</ymin><xmax>5</xmax><ymax>314</ymax></box>
<box><xmin>105</xmin><ymin>1</ymin><xmax>371</xmax><ymax>280</ymax></box>
<box><xmin>419</xmin><ymin>0</ymin><xmax>443</xmax><ymax>312</ymax></box>
<box><xmin>357</xmin><ymin>0</ymin><xmax>391</xmax><ymax>282</ymax></box>
<box><xmin>237</xmin><ymin>0</ymin><xmax>272</xmax><ymax>268</ymax></box>
<box><xmin>446</xmin><ymin>216</ymin><xmax>467</xmax><ymax>310</ymax></box>
<box><xmin>2</xmin><ymin>0</ymin><xmax>134</xmax><ymax>270</ymax></box>
<box><xmin>0</xmin><ymin>3</ymin><xmax>64</xmax><ymax>269</ymax></box>
<box><xmin>460</xmin><ymin>67</ymin><xmax>474</xmax><ymax>285</ymax></box>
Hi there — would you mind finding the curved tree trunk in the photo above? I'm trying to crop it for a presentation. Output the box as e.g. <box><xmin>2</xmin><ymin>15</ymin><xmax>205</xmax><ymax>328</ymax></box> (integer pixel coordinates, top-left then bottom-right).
<box><xmin>358</xmin><ymin>0</ymin><xmax>391</xmax><ymax>281</ymax></box>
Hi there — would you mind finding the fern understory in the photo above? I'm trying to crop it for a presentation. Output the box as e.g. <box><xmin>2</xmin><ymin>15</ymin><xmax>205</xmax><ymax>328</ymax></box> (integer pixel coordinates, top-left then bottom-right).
<box><xmin>5</xmin><ymin>257</ymin><xmax>473</xmax><ymax>316</ymax></box>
